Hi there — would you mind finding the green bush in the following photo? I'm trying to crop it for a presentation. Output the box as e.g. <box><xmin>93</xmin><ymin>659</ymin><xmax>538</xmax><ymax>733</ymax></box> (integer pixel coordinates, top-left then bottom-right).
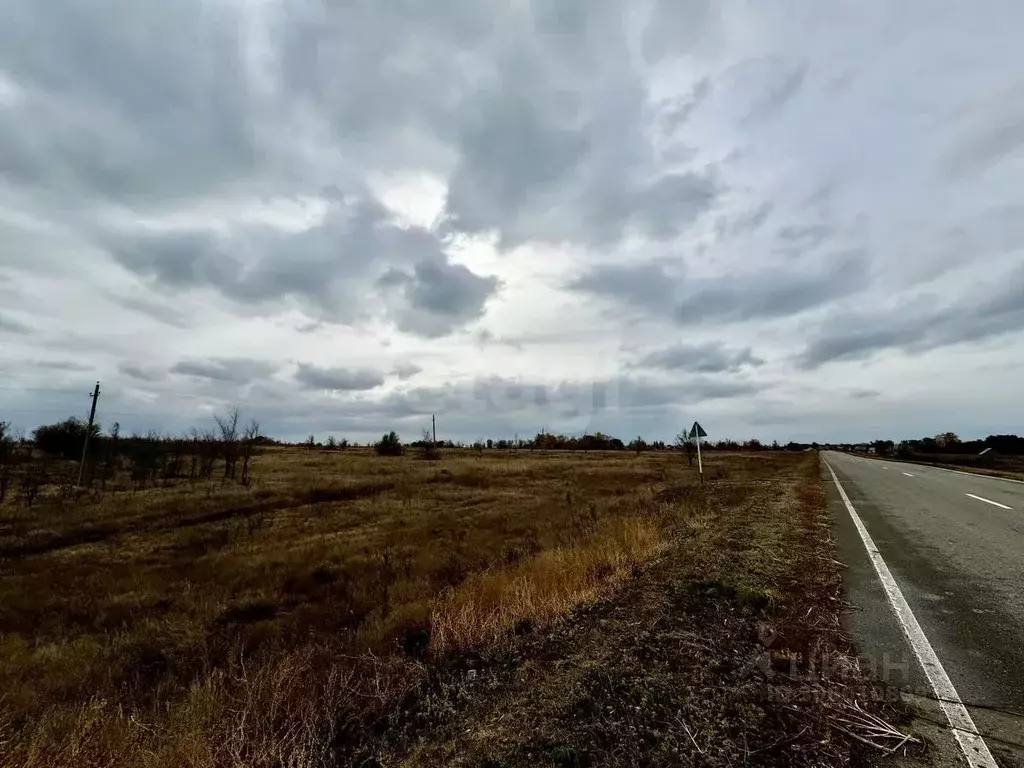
<box><xmin>374</xmin><ymin>431</ymin><xmax>403</xmax><ymax>457</ymax></box>
<box><xmin>33</xmin><ymin>417</ymin><xmax>99</xmax><ymax>460</ymax></box>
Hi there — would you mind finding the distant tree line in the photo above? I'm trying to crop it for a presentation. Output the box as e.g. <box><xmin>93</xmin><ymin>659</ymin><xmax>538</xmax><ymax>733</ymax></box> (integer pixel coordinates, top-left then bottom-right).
<box><xmin>0</xmin><ymin>407</ymin><xmax>267</xmax><ymax>507</ymax></box>
<box><xmin>866</xmin><ymin>433</ymin><xmax>1024</xmax><ymax>458</ymax></box>
<box><xmin>344</xmin><ymin>429</ymin><xmax>815</xmax><ymax>458</ymax></box>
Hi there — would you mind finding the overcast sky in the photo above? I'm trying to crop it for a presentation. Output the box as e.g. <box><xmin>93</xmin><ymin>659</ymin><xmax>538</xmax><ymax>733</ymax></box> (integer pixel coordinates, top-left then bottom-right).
<box><xmin>1</xmin><ymin>1</ymin><xmax>1022</xmax><ymax>444</ymax></box>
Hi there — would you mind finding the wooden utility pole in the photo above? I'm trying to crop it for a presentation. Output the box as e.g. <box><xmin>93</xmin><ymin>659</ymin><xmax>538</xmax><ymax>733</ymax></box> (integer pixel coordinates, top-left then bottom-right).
<box><xmin>76</xmin><ymin>382</ymin><xmax>100</xmax><ymax>489</ymax></box>
<box><xmin>432</xmin><ymin>414</ymin><xmax>436</xmax><ymax>447</ymax></box>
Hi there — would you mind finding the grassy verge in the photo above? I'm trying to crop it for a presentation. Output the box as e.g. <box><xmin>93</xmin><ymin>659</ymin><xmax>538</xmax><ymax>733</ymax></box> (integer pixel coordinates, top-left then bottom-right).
<box><xmin>386</xmin><ymin>453</ymin><xmax>910</xmax><ymax>767</ymax></box>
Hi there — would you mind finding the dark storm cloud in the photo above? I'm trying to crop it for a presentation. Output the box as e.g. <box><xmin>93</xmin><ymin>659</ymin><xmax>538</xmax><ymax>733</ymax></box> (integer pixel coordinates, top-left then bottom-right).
<box><xmin>636</xmin><ymin>343</ymin><xmax>764</xmax><ymax>373</ymax></box>
<box><xmin>798</xmin><ymin>265</ymin><xmax>1024</xmax><ymax>368</ymax></box>
<box><xmin>170</xmin><ymin>358</ymin><xmax>277</xmax><ymax>384</ymax></box>
<box><xmin>0</xmin><ymin>313</ymin><xmax>31</xmax><ymax>334</ymax></box>
<box><xmin>294</xmin><ymin>364</ymin><xmax>385</xmax><ymax>392</ymax></box>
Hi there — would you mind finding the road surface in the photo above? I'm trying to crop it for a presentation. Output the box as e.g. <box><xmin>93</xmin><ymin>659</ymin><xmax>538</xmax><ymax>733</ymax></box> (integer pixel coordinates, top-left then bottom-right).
<box><xmin>823</xmin><ymin>452</ymin><xmax>1024</xmax><ymax>766</ymax></box>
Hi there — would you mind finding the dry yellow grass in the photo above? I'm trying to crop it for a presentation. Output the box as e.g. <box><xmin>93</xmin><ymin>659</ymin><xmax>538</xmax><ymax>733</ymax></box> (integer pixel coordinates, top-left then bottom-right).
<box><xmin>431</xmin><ymin>516</ymin><xmax>664</xmax><ymax>654</ymax></box>
<box><xmin>0</xmin><ymin>446</ymin><xmax>701</xmax><ymax>767</ymax></box>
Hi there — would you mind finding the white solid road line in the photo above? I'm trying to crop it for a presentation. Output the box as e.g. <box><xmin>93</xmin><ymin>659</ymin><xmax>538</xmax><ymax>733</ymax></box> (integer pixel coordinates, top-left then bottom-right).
<box><xmin>825</xmin><ymin>460</ymin><xmax>998</xmax><ymax>768</ymax></box>
<box><xmin>902</xmin><ymin>472</ymin><xmax>915</xmax><ymax>477</ymax></box>
<box><xmin>965</xmin><ymin>493</ymin><xmax>1013</xmax><ymax>510</ymax></box>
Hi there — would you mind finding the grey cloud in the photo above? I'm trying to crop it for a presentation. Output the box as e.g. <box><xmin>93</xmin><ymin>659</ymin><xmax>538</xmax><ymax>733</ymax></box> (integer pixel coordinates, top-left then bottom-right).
<box><xmin>0</xmin><ymin>313</ymin><xmax>31</xmax><ymax>334</ymax></box>
<box><xmin>776</xmin><ymin>224</ymin><xmax>831</xmax><ymax>248</ymax></box>
<box><xmin>850</xmin><ymin>389</ymin><xmax>881</xmax><ymax>399</ymax></box>
<box><xmin>674</xmin><ymin>253</ymin><xmax>869</xmax><ymax>325</ymax></box>
<box><xmin>106</xmin><ymin>229</ymin><xmax>235</xmax><ymax>291</ymax></box>
<box><xmin>103</xmin><ymin>291</ymin><xmax>191</xmax><ymax>328</ymax></box>
<box><xmin>568</xmin><ymin>261</ymin><xmax>678</xmax><ymax>310</ymax></box>
<box><xmin>437</xmin><ymin>4</ymin><xmax>721</xmax><ymax>249</ymax></box>
<box><xmin>295</xmin><ymin>364</ymin><xmax>384</xmax><ymax>392</ymax></box>
<box><xmin>744</xmin><ymin>60</ymin><xmax>809</xmax><ymax>123</ymax></box>
<box><xmin>393</xmin><ymin>364</ymin><xmax>423</xmax><ymax>381</ymax></box>
<box><xmin>5</xmin><ymin>0</ymin><xmax>724</xmax><ymax>275</ymax></box>
<box><xmin>34</xmin><ymin>360</ymin><xmax>92</xmax><ymax>372</ymax></box>
<box><xmin>381</xmin><ymin>258</ymin><xmax>500</xmax><ymax>338</ymax></box>
<box><xmin>658</xmin><ymin>77</ymin><xmax>713</xmax><ymax>135</ymax></box>
<box><xmin>946</xmin><ymin>85</ymin><xmax>1024</xmax><ymax>176</ymax></box>
<box><xmin>636</xmin><ymin>343</ymin><xmax>764</xmax><ymax>373</ymax></box>
<box><xmin>0</xmin><ymin>1</ymin><xmax>260</xmax><ymax>205</ymax></box>
<box><xmin>798</xmin><ymin>265</ymin><xmax>1024</xmax><ymax>368</ymax></box>
<box><xmin>171</xmin><ymin>358</ymin><xmax>277</xmax><ymax>384</ymax></box>
<box><xmin>104</xmin><ymin>195</ymin><xmax>492</xmax><ymax>336</ymax></box>
<box><xmin>641</xmin><ymin>0</ymin><xmax>716</xmax><ymax>63</ymax></box>
<box><xmin>630</xmin><ymin>172</ymin><xmax>718</xmax><ymax>240</ymax></box>
<box><xmin>618</xmin><ymin>377</ymin><xmax>762</xmax><ymax>408</ymax></box>
<box><xmin>716</xmin><ymin>201</ymin><xmax>774</xmax><ymax>239</ymax></box>
<box><xmin>572</xmin><ymin>253</ymin><xmax>868</xmax><ymax>325</ymax></box>
<box><xmin>119</xmin><ymin>363</ymin><xmax>163</xmax><ymax>382</ymax></box>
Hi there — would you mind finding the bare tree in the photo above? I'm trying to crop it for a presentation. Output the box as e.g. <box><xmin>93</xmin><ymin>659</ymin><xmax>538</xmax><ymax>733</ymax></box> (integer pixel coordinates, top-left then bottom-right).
<box><xmin>420</xmin><ymin>427</ymin><xmax>439</xmax><ymax>461</ymax></box>
<box><xmin>187</xmin><ymin>428</ymin><xmax>200</xmax><ymax>480</ymax></box>
<box><xmin>240</xmin><ymin>419</ymin><xmax>261</xmax><ymax>488</ymax></box>
<box><xmin>199</xmin><ymin>429</ymin><xmax>217</xmax><ymax>480</ymax></box>
<box><xmin>99</xmin><ymin>421</ymin><xmax>120</xmax><ymax>491</ymax></box>
<box><xmin>675</xmin><ymin>431</ymin><xmax>695</xmax><ymax>467</ymax></box>
<box><xmin>20</xmin><ymin>461</ymin><xmax>45</xmax><ymax>507</ymax></box>
<box><xmin>0</xmin><ymin>421</ymin><xmax>11</xmax><ymax>504</ymax></box>
<box><xmin>215</xmin><ymin>405</ymin><xmax>241</xmax><ymax>480</ymax></box>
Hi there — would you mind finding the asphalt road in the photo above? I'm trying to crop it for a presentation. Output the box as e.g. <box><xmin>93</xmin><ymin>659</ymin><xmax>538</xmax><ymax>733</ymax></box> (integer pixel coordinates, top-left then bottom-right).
<box><xmin>823</xmin><ymin>452</ymin><xmax>1024</xmax><ymax>766</ymax></box>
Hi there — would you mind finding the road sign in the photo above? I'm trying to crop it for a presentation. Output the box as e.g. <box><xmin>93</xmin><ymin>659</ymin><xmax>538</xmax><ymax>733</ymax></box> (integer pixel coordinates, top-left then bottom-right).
<box><xmin>689</xmin><ymin>421</ymin><xmax>706</xmax><ymax>481</ymax></box>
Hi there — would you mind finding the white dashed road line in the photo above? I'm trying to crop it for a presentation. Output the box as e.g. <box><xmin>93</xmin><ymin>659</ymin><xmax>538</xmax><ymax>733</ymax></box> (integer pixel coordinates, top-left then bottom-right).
<box><xmin>903</xmin><ymin>472</ymin><xmax>915</xmax><ymax>477</ymax></box>
<box><xmin>825</xmin><ymin>460</ymin><xmax>998</xmax><ymax>768</ymax></box>
<box><xmin>965</xmin><ymin>493</ymin><xmax>1013</xmax><ymax>510</ymax></box>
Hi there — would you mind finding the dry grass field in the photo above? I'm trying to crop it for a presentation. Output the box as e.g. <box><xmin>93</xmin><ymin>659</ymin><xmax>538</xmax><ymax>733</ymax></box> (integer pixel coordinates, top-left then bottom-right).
<box><xmin>0</xmin><ymin>447</ymin><xmax>896</xmax><ymax>767</ymax></box>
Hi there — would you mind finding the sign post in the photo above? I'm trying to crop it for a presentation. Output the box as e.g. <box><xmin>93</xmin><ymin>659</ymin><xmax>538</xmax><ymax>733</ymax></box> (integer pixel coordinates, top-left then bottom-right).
<box><xmin>689</xmin><ymin>421</ymin><xmax>707</xmax><ymax>482</ymax></box>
